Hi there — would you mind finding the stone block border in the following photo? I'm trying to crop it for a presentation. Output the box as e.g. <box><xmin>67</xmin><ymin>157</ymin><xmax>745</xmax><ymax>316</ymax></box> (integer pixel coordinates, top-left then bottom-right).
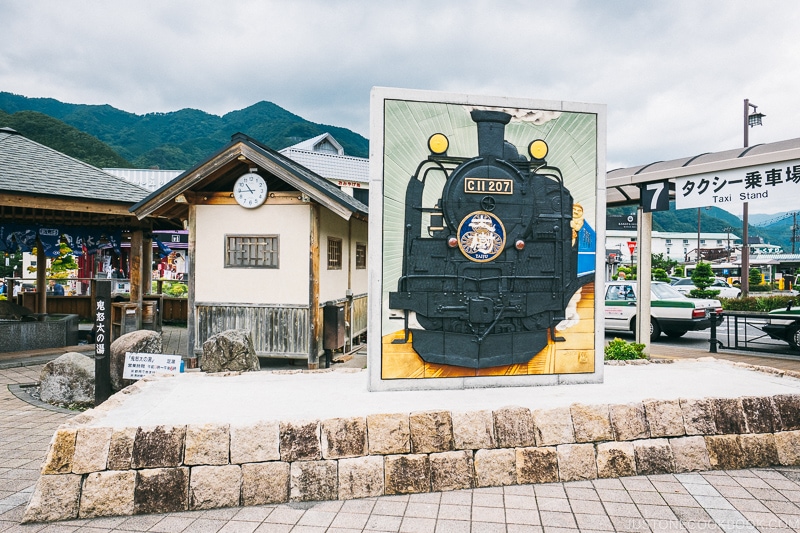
<box><xmin>22</xmin><ymin>387</ymin><xmax>800</xmax><ymax>523</ymax></box>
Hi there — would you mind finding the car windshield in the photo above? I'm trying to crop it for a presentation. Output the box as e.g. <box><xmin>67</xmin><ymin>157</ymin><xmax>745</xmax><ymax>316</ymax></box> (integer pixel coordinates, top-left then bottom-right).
<box><xmin>673</xmin><ymin>278</ymin><xmax>693</xmax><ymax>286</ymax></box>
<box><xmin>652</xmin><ymin>283</ymin><xmax>685</xmax><ymax>299</ymax></box>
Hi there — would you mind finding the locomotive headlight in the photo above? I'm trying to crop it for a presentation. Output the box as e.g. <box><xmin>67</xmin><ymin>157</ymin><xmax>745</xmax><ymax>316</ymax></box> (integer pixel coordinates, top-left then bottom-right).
<box><xmin>428</xmin><ymin>133</ymin><xmax>449</xmax><ymax>155</ymax></box>
<box><xmin>528</xmin><ymin>139</ymin><xmax>548</xmax><ymax>161</ymax></box>
<box><xmin>447</xmin><ymin>236</ymin><xmax>458</xmax><ymax>248</ymax></box>
<box><xmin>515</xmin><ymin>239</ymin><xmax>525</xmax><ymax>250</ymax></box>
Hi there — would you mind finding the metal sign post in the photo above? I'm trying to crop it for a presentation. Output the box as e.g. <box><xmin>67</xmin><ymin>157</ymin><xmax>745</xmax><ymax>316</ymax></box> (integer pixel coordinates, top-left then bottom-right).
<box><xmin>94</xmin><ymin>279</ymin><xmax>112</xmax><ymax>405</ymax></box>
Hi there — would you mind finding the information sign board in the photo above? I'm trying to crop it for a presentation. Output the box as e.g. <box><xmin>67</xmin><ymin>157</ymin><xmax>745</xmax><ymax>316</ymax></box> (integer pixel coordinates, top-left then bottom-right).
<box><xmin>123</xmin><ymin>352</ymin><xmax>182</xmax><ymax>380</ymax></box>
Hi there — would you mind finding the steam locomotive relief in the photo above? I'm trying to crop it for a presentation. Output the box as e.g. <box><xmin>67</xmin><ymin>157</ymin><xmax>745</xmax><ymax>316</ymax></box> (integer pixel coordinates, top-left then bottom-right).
<box><xmin>387</xmin><ymin>109</ymin><xmax>594</xmax><ymax>370</ymax></box>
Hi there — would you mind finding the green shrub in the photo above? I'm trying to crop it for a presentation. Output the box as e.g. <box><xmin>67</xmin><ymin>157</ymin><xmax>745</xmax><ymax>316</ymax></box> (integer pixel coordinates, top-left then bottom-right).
<box><xmin>688</xmin><ymin>288</ymin><xmax>721</xmax><ymax>299</ymax></box>
<box><xmin>720</xmin><ymin>295</ymin><xmax>797</xmax><ymax>312</ymax></box>
<box><xmin>604</xmin><ymin>338</ymin><xmax>647</xmax><ymax>360</ymax></box>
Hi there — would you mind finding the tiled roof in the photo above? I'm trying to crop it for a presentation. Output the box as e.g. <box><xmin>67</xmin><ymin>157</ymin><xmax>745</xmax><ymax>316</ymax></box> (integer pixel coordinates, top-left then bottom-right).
<box><xmin>0</xmin><ymin>129</ymin><xmax>148</xmax><ymax>203</ymax></box>
<box><xmin>282</xmin><ymin>133</ymin><xmax>344</xmax><ymax>154</ymax></box>
<box><xmin>279</xmin><ymin>148</ymin><xmax>369</xmax><ymax>184</ymax></box>
<box><xmin>104</xmin><ymin>168</ymin><xmax>183</xmax><ymax>192</ymax></box>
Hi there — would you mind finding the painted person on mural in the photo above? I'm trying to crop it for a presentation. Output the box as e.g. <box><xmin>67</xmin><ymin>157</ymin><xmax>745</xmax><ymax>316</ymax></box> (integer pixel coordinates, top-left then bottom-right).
<box><xmin>570</xmin><ymin>203</ymin><xmax>596</xmax><ymax>275</ymax></box>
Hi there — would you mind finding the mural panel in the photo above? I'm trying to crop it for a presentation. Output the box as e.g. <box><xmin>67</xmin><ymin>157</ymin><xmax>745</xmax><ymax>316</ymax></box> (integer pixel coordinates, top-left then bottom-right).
<box><xmin>370</xmin><ymin>89</ymin><xmax>605</xmax><ymax>389</ymax></box>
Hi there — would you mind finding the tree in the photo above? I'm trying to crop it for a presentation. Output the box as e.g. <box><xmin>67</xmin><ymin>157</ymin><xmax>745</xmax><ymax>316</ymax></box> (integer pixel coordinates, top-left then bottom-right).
<box><xmin>652</xmin><ymin>253</ymin><xmax>678</xmax><ymax>275</ymax></box>
<box><xmin>689</xmin><ymin>261</ymin><xmax>719</xmax><ymax>299</ymax></box>
<box><xmin>749</xmin><ymin>268</ymin><xmax>763</xmax><ymax>288</ymax></box>
<box><xmin>652</xmin><ymin>268</ymin><xmax>670</xmax><ymax>282</ymax></box>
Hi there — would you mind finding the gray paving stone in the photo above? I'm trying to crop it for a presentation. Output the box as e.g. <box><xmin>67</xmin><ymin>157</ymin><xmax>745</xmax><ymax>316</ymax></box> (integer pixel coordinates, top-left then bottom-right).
<box><xmin>404</xmin><ymin>503</ymin><xmax>439</xmax><ymax>519</ymax></box>
<box><xmin>573</xmin><ymin>513</ymin><xmax>615</xmax><ymax>531</ymax></box>
<box><xmin>503</xmin><ymin>495</ymin><xmax>537</xmax><ymax>510</ymax></box>
<box><xmin>433</xmin><ymin>519</ymin><xmax>470</xmax><ymax>533</ymax></box>
<box><xmin>596</xmin><ymin>489</ymin><xmax>633</xmax><ymax>503</ymax></box>
<box><xmin>536</xmin><ymin>497</ymin><xmax>571</xmax><ymax>512</ymax></box>
<box><xmin>505</xmin><ymin>507</ymin><xmax>541</xmax><ymax>525</ymax></box>
<box><xmin>569</xmin><ymin>499</ymin><xmax>605</xmax><ymax>515</ymax></box>
<box><xmin>435</xmin><ymin>504</ymin><xmax>469</xmax><ymax>521</ymax></box>
<box><xmin>471</xmin><ymin>506</ymin><xmax>506</xmax><ymax>523</ymax></box>
<box><xmin>538</xmin><ymin>511</ymin><xmax>577</xmax><ymax>528</ymax></box>
<box><xmin>398</xmin><ymin>516</ymin><xmax>436</xmax><ymax>533</ymax></box>
<box><xmin>365</xmin><ymin>514</ymin><xmax>402</xmax><ymax>532</ymax></box>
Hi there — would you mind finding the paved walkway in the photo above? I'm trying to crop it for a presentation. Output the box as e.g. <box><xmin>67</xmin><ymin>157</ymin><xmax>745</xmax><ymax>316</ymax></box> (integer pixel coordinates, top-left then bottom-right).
<box><xmin>1</xmin><ymin>332</ymin><xmax>800</xmax><ymax>531</ymax></box>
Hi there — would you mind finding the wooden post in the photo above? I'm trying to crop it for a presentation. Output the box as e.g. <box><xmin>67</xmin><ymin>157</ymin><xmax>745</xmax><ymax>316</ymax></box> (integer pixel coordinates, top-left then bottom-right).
<box><xmin>186</xmin><ymin>206</ymin><xmax>197</xmax><ymax>358</ymax></box>
<box><xmin>308</xmin><ymin>203</ymin><xmax>320</xmax><ymax>369</ymax></box>
<box><xmin>129</xmin><ymin>230</ymin><xmax>143</xmax><ymax>328</ymax></box>
<box><xmin>36</xmin><ymin>239</ymin><xmax>47</xmax><ymax>315</ymax></box>
<box><xmin>94</xmin><ymin>279</ymin><xmax>112</xmax><ymax>405</ymax></box>
<box><xmin>142</xmin><ymin>232</ymin><xmax>153</xmax><ymax>295</ymax></box>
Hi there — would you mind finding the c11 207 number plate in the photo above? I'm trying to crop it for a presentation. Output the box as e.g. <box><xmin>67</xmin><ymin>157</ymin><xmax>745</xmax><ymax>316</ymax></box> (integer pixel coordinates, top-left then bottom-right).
<box><xmin>464</xmin><ymin>178</ymin><xmax>513</xmax><ymax>194</ymax></box>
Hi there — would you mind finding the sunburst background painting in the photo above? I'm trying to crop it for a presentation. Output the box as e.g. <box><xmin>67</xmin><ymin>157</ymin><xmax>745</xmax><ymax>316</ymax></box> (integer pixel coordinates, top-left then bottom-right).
<box><xmin>372</xmin><ymin>91</ymin><xmax>604</xmax><ymax>384</ymax></box>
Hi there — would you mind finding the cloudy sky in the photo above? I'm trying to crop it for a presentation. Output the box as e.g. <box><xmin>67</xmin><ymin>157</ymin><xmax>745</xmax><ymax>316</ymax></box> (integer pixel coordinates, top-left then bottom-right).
<box><xmin>1</xmin><ymin>0</ymin><xmax>798</xmax><ymax>174</ymax></box>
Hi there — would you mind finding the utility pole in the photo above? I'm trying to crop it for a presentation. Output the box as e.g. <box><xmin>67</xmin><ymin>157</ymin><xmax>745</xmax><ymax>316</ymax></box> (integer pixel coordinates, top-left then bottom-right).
<box><xmin>793</xmin><ymin>212</ymin><xmax>798</xmax><ymax>255</ymax></box>
<box><xmin>697</xmin><ymin>208</ymin><xmax>702</xmax><ymax>263</ymax></box>
<box><xmin>742</xmin><ymin>98</ymin><xmax>764</xmax><ymax>297</ymax></box>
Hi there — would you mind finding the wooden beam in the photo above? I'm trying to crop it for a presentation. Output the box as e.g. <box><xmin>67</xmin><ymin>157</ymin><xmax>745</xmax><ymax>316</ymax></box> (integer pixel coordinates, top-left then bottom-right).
<box><xmin>308</xmin><ymin>203</ymin><xmax>320</xmax><ymax>369</ymax></box>
<box><xmin>129</xmin><ymin>230</ymin><xmax>143</xmax><ymax>328</ymax></box>
<box><xmin>37</xmin><ymin>241</ymin><xmax>47</xmax><ymax>314</ymax></box>
<box><xmin>0</xmin><ymin>193</ymin><xmax>135</xmax><ymax>216</ymax></box>
<box><xmin>191</xmin><ymin>191</ymin><xmax>306</xmax><ymax>206</ymax></box>
<box><xmin>187</xmin><ymin>204</ymin><xmax>197</xmax><ymax>358</ymax></box>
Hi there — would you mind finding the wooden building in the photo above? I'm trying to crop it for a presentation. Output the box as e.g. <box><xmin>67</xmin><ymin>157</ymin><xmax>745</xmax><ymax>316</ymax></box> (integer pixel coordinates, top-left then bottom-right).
<box><xmin>0</xmin><ymin>127</ymin><xmax>171</xmax><ymax>322</ymax></box>
<box><xmin>131</xmin><ymin>133</ymin><xmax>369</xmax><ymax>368</ymax></box>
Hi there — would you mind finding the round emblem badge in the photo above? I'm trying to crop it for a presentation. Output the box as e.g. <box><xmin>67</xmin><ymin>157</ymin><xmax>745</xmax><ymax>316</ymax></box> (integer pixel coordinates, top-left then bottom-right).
<box><xmin>457</xmin><ymin>211</ymin><xmax>506</xmax><ymax>262</ymax></box>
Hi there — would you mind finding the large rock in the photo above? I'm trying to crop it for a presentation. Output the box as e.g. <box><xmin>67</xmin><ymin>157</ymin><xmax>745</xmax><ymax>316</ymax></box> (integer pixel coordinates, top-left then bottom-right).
<box><xmin>201</xmin><ymin>329</ymin><xmax>259</xmax><ymax>373</ymax></box>
<box><xmin>39</xmin><ymin>352</ymin><xmax>95</xmax><ymax>407</ymax></box>
<box><xmin>110</xmin><ymin>329</ymin><xmax>162</xmax><ymax>391</ymax></box>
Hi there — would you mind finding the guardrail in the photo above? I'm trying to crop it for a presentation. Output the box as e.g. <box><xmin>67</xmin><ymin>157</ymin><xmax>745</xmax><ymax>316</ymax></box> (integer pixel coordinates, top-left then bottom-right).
<box><xmin>711</xmin><ymin>311</ymin><xmax>799</xmax><ymax>355</ymax></box>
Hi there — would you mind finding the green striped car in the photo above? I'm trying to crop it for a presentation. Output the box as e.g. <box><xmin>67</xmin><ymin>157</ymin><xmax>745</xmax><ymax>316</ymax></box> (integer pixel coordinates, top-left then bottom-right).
<box><xmin>605</xmin><ymin>281</ymin><xmax>723</xmax><ymax>342</ymax></box>
<box><xmin>762</xmin><ymin>304</ymin><xmax>800</xmax><ymax>350</ymax></box>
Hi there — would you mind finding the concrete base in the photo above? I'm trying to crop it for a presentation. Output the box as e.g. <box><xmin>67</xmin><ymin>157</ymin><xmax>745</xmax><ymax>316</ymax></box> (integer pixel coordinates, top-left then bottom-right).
<box><xmin>0</xmin><ymin>314</ymin><xmax>79</xmax><ymax>353</ymax></box>
<box><xmin>23</xmin><ymin>358</ymin><xmax>800</xmax><ymax>522</ymax></box>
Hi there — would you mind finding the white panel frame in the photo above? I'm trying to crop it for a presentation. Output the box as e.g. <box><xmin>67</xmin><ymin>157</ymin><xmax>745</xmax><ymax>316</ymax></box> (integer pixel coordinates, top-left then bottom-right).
<box><xmin>368</xmin><ymin>87</ymin><xmax>606</xmax><ymax>392</ymax></box>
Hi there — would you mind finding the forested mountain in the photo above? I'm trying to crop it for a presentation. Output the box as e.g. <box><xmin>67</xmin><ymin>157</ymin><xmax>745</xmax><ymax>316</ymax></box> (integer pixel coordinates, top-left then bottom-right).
<box><xmin>0</xmin><ymin>92</ymin><xmax>369</xmax><ymax>169</ymax></box>
<box><xmin>0</xmin><ymin>109</ymin><xmax>132</xmax><ymax>168</ymax></box>
<box><xmin>609</xmin><ymin>204</ymin><xmax>799</xmax><ymax>254</ymax></box>
<box><xmin>3</xmin><ymin>91</ymin><xmax>795</xmax><ymax>251</ymax></box>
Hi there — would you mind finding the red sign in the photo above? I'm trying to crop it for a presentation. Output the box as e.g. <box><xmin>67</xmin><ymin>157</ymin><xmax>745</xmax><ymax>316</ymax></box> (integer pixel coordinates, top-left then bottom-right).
<box><xmin>627</xmin><ymin>241</ymin><xmax>637</xmax><ymax>255</ymax></box>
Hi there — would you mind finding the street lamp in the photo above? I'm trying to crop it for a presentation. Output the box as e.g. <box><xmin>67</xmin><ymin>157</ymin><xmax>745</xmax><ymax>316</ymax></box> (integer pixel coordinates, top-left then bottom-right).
<box><xmin>741</xmin><ymin>99</ymin><xmax>764</xmax><ymax>297</ymax></box>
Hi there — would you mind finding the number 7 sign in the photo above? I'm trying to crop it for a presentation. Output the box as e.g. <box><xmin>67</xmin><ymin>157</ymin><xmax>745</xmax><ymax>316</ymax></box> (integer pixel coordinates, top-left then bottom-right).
<box><xmin>639</xmin><ymin>180</ymin><xmax>670</xmax><ymax>212</ymax></box>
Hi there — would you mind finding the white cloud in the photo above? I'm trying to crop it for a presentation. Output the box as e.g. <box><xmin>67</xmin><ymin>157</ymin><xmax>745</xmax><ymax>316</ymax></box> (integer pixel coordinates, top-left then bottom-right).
<box><xmin>1</xmin><ymin>0</ymin><xmax>799</xmax><ymax>209</ymax></box>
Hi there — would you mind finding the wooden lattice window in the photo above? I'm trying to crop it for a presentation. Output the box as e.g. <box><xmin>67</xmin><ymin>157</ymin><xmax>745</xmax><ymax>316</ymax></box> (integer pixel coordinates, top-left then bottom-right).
<box><xmin>356</xmin><ymin>242</ymin><xmax>367</xmax><ymax>269</ymax></box>
<box><xmin>328</xmin><ymin>238</ymin><xmax>342</xmax><ymax>270</ymax></box>
<box><xmin>225</xmin><ymin>235</ymin><xmax>279</xmax><ymax>268</ymax></box>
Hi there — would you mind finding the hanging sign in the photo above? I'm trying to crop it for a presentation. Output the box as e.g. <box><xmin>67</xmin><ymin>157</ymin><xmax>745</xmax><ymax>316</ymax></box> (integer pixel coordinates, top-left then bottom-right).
<box><xmin>640</xmin><ymin>181</ymin><xmax>670</xmax><ymax>212</ymax></box>
<box><xmin>675</xmin><ymin>160</ymin><xmax>800</xmax><ymax>210</ymax></box>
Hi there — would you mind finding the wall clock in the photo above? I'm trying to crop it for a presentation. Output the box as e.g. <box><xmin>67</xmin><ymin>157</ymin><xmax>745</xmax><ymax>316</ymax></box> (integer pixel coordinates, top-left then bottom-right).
<box><xmin>233</xmin><ymin>173</ymin><xmax>268</xmax><ymax>208</ymax></box>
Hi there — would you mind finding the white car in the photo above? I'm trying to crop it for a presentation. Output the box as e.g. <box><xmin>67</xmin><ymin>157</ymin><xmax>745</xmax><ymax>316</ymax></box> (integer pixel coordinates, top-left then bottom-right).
<box><xmin>671</xmin><ymin>277</ymin><xmax>741</xmax><ymax>298</ymax></box>
<box><xmin>604</xmin><ymin>281</ymin><xmax>723</xmax><ymax>342</ymax></box>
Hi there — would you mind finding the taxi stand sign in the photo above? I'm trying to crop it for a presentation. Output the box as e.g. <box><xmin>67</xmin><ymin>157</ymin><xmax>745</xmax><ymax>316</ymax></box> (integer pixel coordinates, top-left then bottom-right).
<box><xmin>675</xmin><ymin>159</ymin><xmax>800</xmax><ymax>210</ymax></box>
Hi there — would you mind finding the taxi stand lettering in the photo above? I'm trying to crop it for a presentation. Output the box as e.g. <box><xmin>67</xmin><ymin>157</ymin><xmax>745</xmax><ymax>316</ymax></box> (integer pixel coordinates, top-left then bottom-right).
<box><xmin>675</xmin><ymin>160</ymin><xmax>800</xmax><ymax>210</ymax></box>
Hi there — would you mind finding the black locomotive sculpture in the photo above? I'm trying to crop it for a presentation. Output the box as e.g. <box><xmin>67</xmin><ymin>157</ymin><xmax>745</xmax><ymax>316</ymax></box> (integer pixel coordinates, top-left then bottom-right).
<box><xmin>388</xmin><ymin>109</ymin><xmax>592</xmax><ymax>369</ymax></box>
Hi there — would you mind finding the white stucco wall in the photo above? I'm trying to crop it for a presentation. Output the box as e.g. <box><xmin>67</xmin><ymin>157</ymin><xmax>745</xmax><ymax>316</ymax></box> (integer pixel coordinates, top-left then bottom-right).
<box><xmin>349</xmin><ymin>218</ymin><xmax>368</xmax><ymax>296</ymax></box>
<box><xmin>194</xmin><ymin>204</ymin><xmax>310</xmax><ymax>305</ymax></box>
<box><xmin>318</xmin><ymin>210</ymin><xmax>369</xmax><ymax>303</ymax></box>
<box><xmin>319</xmin><ymin>209</ymin><xmax>348</xmax><ymax>303</ymax></box>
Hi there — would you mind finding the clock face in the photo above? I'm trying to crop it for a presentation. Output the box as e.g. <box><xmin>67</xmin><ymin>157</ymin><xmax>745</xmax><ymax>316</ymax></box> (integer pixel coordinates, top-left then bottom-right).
<box><xmin>233</xmin><ymin>173</ymin><xmax>268</xmax><ymax>208</ymax></box>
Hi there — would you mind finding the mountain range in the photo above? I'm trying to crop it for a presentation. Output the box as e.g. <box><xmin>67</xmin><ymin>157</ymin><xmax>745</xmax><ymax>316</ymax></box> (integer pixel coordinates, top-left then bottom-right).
<box><xmin>1</xmin><ymin>91</ymin><xmax>797</xmax><ymax>253</ymax></box>
<box><xmin>0</xmin><ymin>91</ymin><xmax>369</xmax><ymax>169</ymax></box>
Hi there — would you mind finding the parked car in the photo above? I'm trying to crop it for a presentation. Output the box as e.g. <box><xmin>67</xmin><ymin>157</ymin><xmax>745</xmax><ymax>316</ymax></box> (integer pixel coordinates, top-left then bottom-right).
<box><xmin>761</xmin><ymin>302</ymin><xmax>800</xmax><ymax>350</ymax></box>
<box><xmin>670</xmin><ymin>277</ymin><xmax>741</xmax><ymax>298</ymax></box>
<box><xmin>604</xmin><ymin>281</ymin><xmax>723</xmax><ymax>342</ymax></box>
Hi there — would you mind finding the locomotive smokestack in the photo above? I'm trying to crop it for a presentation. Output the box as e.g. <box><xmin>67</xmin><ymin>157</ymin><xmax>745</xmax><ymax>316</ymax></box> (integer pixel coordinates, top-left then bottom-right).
<box><xmin>470</xmin><ymin>110</ymin><xmax>511</xmax><ymax>159</ymax></box>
